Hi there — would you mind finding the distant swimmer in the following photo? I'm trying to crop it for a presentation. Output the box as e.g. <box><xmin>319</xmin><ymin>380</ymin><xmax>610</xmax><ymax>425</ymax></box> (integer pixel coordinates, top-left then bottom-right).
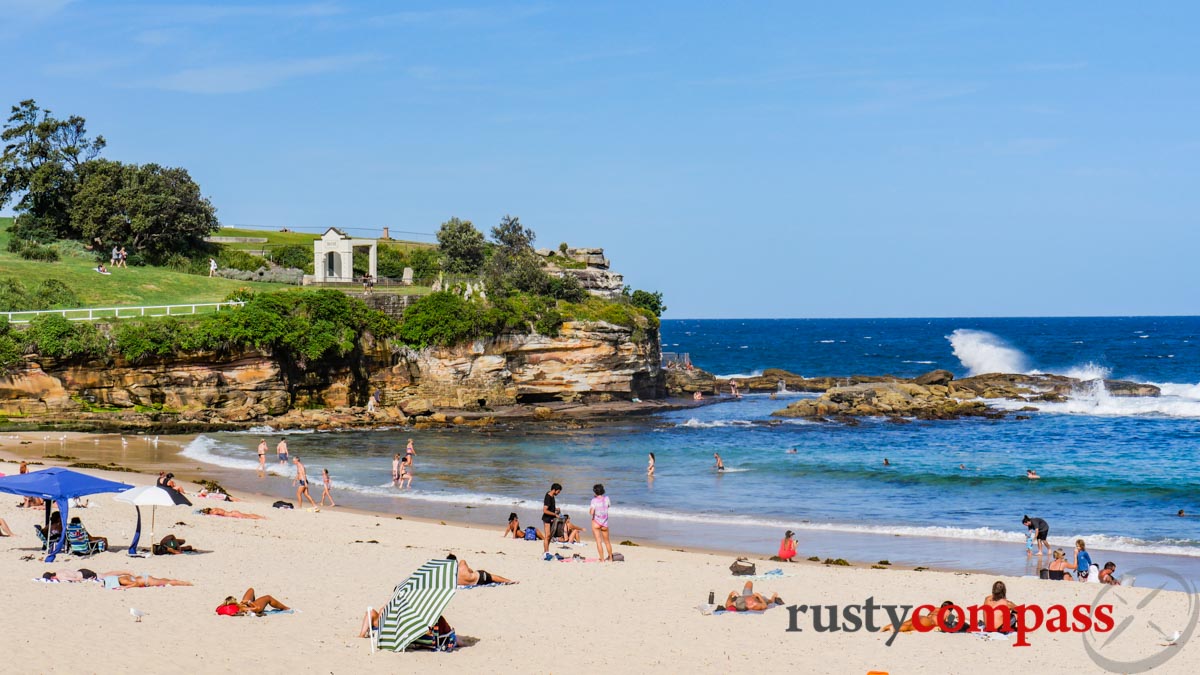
<box><xmin>714</xmin><ymin>453</ymin><xmax>725</xmax><ymax>472</ymax></box>
<box><xmin>787</xmin><ymin>448</ymin><xmax>798</xmax><ymax>454</ymax></box>
<box><xmin>647</xmin><ymin>453</ymin><xmax>655</xmax><ymax>477</ymax></box>
<box><xmin>959</xmin><ymin>464</ymin><xmax>967</xmax><ymax>470</ymax></box>
<box><xmin>1180</xmin><ymin>509</ymin><xmax>1187</xmax><ymax>517</ymax></box>
<box><xmin>1026</xmin><ymin>469</ymin><xmax>1040</xmax><ymax>480</ymax></box>
<box><xmin>883</xmin><ymin>458</ymin><xmax>891</xmax><ymax>467</ymax></box>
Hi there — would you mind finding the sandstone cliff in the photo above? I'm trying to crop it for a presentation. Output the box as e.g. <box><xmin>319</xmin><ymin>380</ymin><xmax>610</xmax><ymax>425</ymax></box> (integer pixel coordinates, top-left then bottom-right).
<box><xmin>0</xmin><ymin>321</ymin><xmax>662</xmax><ymax>428</ymax></box>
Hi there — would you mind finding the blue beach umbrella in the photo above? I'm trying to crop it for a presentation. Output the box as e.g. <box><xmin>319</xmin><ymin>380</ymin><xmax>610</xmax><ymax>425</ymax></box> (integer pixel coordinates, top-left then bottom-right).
<box><xmin>0</xmin><ymin>468</ymin><xmax>133</xmax><ymax>562</ymax></box>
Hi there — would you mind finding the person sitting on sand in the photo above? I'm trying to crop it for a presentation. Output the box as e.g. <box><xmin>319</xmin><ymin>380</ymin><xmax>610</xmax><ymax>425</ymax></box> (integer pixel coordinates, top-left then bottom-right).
<box><xmin>1099</xmin><ymin>561</ymin><xmax>1121</xmax><ymax>585</ymax></box>
<box><xmin>777</xmin><ymin>530</ymin><xmax>797</xmax><ymax>562</ymax></box>
<box><xmin>1048</xmin><ymin>549</ymin><xmax>1074</xmax><ymax>581</ymax></box>
<box><xmin>723</xmin><ymin>581</ymin><xmax>782</xmax><ymax>612</ymax></box>
<box><xmin>156</xmin><ymin>534</ymin><xmax>193</xmax><ymax>555</ymax></box>
<box><xmin>560</xmin><ymin>514</ymin><xmax>584</xmax><ymax>543</ymax></box>
<box><xmin>199</xmin><ymin>507</ymin><xmax>265</xmax><ymax>519</ymax></box>
<box><xmin>216</xmin><ymin>588</ymin><xmax>290</xmax><ymax>616</ymax></box>
<box><xmin>111</xmin><ymin>574</ymin><xmax>192</xmax><ymax>588</ymax></box>
<box><xmin>447</xmin><ymin>554</ymin><xmax>515</xmax><ymax>586</ymax></box>
<box><xmin>980</xmin><ymin>581</ymin><xmax>1017</xmax><ymax>632</ymax></box>
<box><xmin>503</xmin><ymin>513</ymin><xmax>543</xmax><ymax>540</ymax></box>
<box><xmin>66</xmin><ymin>517</ymin><xmax>107</xmax><ymax>551</ymax></box>
<box><xmin>882</xmin><ymin>601</ymin><xmax>960</xmax><ymax>632</ymax></box>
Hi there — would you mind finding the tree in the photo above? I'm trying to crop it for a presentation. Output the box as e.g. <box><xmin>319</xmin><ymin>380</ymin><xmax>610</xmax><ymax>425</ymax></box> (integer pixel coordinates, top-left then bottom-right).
<box><xmin>484</xmin><ymin>214</ymin><xmax>553</xmax><ymax>295</ymax></box>
<box><xmin>71</xmin><ymin>159</ymin><xmax>219</xmax><ymax>261</ymax></box>
<box><xmin>436</xmin><ymin>217</ymin><xmax>486</xmax><ymax>274</ymax></box>
<box><xmin>625</xmin><ymin>287</ymin><xmax>667</xmax><ymax>317</ymax></box>
<box><xmin>0</xmin><ymin>100</ymin><xmax>105</xmax><ymax>241</ymax></box>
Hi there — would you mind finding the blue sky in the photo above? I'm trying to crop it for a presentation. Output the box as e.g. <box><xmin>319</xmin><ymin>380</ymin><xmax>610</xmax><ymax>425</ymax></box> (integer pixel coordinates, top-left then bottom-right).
<box><xmin>3</xmin><ymin>1</ymin><xmax>1198</xmax><ymax>318</ymax></box>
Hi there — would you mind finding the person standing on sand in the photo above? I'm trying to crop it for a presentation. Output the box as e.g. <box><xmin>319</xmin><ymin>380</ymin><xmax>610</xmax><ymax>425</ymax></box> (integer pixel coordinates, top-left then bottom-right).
<box><xmin>392</xmin><ymin>453</ymin><xmax>401</xmax><ymax>486</ymax></box>
<box><xmin>320</xmin><ymin>469</ymin><xmax>335</xmax><ymax>507</ymax></box>
<box><xmin>590</xmin><ymin>484</ymin><xmax>613</xmax><ymax>561</ymax></box>
<box><xmin>542</xmin><ymin>483</ymin><xmax>562</xmax><ymax>555</ymax></box>
<box><xmin>257</xmin><ymin>439</ymin><xmax>267</xmax><ymax>472</ymax></box>
<box><xmin>276</xmin><ymin>438</ymin><xmax>289</xmax><ymax>467</ymax></box>
<box><xmin>293</xmin><ymin>457</ymin><xmax>319</xmax><ymax>510</ymax></box>
<box><xmin>714</xmin><ymin>453</ymin><xmax>725</xmax><ymax>472</ymax></box>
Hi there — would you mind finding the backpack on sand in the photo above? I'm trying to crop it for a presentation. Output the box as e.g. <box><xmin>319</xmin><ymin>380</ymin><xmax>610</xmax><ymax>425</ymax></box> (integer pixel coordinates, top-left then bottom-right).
<box><xmin>729</xmin><ymin>558</ymin><xmax>756</xmax><ymax>576</ymax></box>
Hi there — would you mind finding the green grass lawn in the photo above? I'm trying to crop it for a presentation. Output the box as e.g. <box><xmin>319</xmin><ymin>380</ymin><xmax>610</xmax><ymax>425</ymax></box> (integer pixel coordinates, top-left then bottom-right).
<box><xmin>0</xmin><ymin>217</ymin><xmax>294</xmax><ymax>308</ymax></box>
<box><xmin>214</xmin><ymin>226</ymin><xmax>436</xmax><ymax>255</ymax></box>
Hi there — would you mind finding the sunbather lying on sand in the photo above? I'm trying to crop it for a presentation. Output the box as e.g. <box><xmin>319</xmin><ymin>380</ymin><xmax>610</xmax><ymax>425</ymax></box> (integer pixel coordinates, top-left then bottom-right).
<box><xmin>110</xmin><ymin>574</ymin><xmax>192</xmax><ymax>588</ymax></box>
<box><xmin>882</xmin><ymin>601</ymin><xmax>960</xmax><ymax>632</ymax></box>
<box><xmin>724</xmin><ymin>581</ymin><xmax>782</xmax><ymax>611</ymax></box>
<box><xmin>216</xmin><ymin>588</ymin><xmax>289</xmax><ymax>616</ymax></box>
<box><xmin>199</xmin><ymin>507</ymin><xmax>264</xmax><ymax>519</ymax></box>
<box><xmin>448</xmin><ymin>554</ymin><xmax>516</xmax><ymax>586</ymax></box>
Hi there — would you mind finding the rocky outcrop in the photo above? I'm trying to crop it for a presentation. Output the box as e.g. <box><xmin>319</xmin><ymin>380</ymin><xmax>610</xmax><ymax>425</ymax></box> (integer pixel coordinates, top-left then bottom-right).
<box><xmin>538</xmin><ymin>247</ymin><xmax>625</xmax><ymax>299</ymax></box>
<box><xmin>0</xmin><ymin>321</ymin><xmax>662</xmax><ymax>429</ymax></box>
<box><xmin>772</xmin><ymin>382</ymin><xmax>993</xmax><ymax>421</ymax></box>
<box><xmin>771</xmin><ymin>369</ymin><xmax>1161</xmax><ymax>421</ymax></box>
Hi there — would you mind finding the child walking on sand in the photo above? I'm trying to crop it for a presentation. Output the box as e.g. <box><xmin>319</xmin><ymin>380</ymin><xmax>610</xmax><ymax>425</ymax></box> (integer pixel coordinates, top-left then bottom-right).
<box><xmin>320</xmin><ymin>469</ymin><xmax>335</xmax><ymax>507</ymax></box>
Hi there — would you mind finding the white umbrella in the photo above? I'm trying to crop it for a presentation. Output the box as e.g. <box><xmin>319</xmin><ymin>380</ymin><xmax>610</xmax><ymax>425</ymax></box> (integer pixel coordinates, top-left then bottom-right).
<box><xmin>114</xmin><ymin>486</ymin><xmax>191</xmax><ymax>556</ymax></box>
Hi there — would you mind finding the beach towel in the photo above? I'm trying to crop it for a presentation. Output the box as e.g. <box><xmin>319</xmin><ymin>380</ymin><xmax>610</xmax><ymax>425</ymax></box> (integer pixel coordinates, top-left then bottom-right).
<box><xmin>744</xmin><ymin>569</ymin><xmax>788</xmax><ymax>580</ymax></box>
<box><xmin>456</xmin><ymin>582</ymin><xmax>517</xmax><ymax>590</ymax></box>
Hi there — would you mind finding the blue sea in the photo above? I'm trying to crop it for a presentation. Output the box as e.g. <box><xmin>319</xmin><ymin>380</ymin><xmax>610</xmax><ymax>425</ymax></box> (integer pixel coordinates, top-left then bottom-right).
<box><xmin>183</xmin><ymin>317</ymin><xmax>1200</xmax><ymax>589</ymax></box>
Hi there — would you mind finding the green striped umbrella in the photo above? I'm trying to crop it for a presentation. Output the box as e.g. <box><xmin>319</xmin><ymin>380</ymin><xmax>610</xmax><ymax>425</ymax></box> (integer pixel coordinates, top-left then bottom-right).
<box><xmin>377</xmin><ymin>559</ymin><xmax>458</xmax><ymax>652</ymax></box>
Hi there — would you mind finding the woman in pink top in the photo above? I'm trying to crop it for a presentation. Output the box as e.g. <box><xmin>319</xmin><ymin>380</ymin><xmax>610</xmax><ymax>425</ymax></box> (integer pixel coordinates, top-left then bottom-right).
<box><xmin>589</xmin><ymin>484</ymin><xmax>613</xmax><ymax>561</ymax></box>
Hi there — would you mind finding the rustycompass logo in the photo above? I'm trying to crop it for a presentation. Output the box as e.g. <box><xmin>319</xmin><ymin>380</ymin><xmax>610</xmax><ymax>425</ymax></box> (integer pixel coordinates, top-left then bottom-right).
<box><xmin>1083</xmin><ymin>567</ymin><xmax>1199</xmax><ymax>673</ymax></box>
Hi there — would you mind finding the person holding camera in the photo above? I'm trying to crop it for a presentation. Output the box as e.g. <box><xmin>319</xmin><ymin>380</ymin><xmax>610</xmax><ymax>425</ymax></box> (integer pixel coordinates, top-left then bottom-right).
<box><xmin>541</xmin><ymin>483</ymin><xmax>563</xmax><ymax>555</ymax></box>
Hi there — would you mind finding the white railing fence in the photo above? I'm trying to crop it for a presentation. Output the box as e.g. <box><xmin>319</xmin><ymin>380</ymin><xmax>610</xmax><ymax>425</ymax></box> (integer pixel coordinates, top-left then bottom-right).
<box><xmin>0</xmin><ymin>301</ymin><xmax>245</xmax><ymax>323</ymax></box>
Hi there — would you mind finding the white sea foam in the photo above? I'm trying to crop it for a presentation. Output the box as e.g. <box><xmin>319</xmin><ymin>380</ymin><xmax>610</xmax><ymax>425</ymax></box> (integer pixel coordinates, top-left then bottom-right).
<box><xmin>947</xmin><ymin>329</ymin><xmax>1028</xmax><ymax>375</ymax></box>
<box><xmin>991</xmin><ymin>380</ymin><xmax>1200</xmax><ymax>418</ymax></box>
<box><xmin>180</xmin><ymin>435</ymin><xmax>292</xmax><ymax>476</ymax></box>
<box><xmin>902</xmin><ymin>360</ymin><xmax>935</xmax><ymax>365</ymax></box>
<box><xmin>1060</xmin><ymin>362</ymin><xmax>1111</xmax><ymax>381</ymax></box>
<box><xmin>818</xmin><ymin>340</ymin><xmax>836</xmax><ymax>344</ymax></box>
<box><xmin>229</xmin><ymin>426</ymin><xmax>316</xmax><ymax>436</ymax></box>
<box><xmin>713</xmin><ymin>370</ymin><xmax>763</xmax><ymax>379</ymax></box>
<box><xmin>679</xmin><ymin>419</ymin><xmax>755</xmax><ymax>429</ymax></box>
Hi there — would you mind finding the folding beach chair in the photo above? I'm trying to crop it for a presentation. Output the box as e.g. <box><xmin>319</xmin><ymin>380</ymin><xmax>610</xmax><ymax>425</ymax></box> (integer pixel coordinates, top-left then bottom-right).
<box><xmin>65</xmin><ymin>525</ymin><xmax>105</xmax><ymax>556</ymax></box>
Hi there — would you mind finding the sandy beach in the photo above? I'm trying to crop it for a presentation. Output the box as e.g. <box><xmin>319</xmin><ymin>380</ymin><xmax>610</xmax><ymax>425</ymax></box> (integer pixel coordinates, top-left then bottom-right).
<box><xmin>0</xmin><ymin>433</ymin><xmax>1196</xmax><ymax>674</ymax></box>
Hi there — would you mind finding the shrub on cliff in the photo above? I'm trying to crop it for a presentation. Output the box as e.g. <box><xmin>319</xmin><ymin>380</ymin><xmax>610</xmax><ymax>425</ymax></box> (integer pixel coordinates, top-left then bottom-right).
<box><xmin>26</xmin><ymin>314</ymin><xmax>105</xmax><ymax>359</ymax></box>
<box><xmin>0</xmin><ymin>318</ymin><xmax>24</xmax><ymax>368</ymax></box>
<box><xmin>398</xmin><ymin>292</ymin><xmax>481</xmax><ymax>348</ymax></box>
<box><xmin>268</xmin><ymin>244</ymin><xmax>314</xmax><ymax>273</ymax></box>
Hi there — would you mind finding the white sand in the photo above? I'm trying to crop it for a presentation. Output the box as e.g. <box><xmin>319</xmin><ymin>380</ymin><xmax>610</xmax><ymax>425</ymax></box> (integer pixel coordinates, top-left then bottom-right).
<box><xmin>0</xmin><ymin>442</ymin><xmax>1196</xmax><ymax>674</ymax></box>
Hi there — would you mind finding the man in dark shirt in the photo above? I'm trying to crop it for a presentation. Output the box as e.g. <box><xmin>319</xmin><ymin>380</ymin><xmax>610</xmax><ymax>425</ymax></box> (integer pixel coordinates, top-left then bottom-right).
<box><xmin>1022</xmin><ymin>515</ymin><xmax>1050</xmax><ymax>557</ymax></box>
<box><xmin>542</xmin><ymin>483</ymin><xmax>562</xmax><ymax>555</ymax></box>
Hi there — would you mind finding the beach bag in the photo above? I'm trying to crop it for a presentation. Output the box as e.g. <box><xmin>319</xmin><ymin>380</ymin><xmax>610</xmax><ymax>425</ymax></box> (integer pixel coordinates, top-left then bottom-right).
<box><xmin>272</xmin><ymin>501</ymin><xmax>294</xmax><ymax>509</ymax></box>
<box><xmin>549</xmin><ymin>517</ymin><xmax>566</xmax><ymax>540</ymax></box>
<box><xmin>729</xmin><ymin>558</ymin><xmax>756</xmax><ymax>576</ymax></box>
<box><xmin>524</xmin><ymin>526</ymin><xmax>537</xmax><ymax>541</ymax></box>
<box><xmin>612</xmin><ymin>553</ymin><xmax>625</xmax><ymax>562</ymax></box>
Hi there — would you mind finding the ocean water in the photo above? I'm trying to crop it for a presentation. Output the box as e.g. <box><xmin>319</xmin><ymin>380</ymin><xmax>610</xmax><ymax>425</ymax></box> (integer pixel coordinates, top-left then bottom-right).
<box><xmin>183</xmin><ymin>318</ymin><xmax>1200</xmax><ymax>587</ymax></box>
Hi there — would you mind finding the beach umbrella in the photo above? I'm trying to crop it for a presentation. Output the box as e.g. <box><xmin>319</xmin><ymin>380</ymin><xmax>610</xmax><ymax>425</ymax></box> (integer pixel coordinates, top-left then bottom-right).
<box><xmin>114</xmin><ymin>485</ymin><xmax>192</xmax><ymax>556</ymax></box>
<box><xmin>377</xmin><ymin>559</ymin><xmax>458</xmax><ymax>652</ymax></box>
<box><xmin>0</xmin><ymin>467</ymin><xmax>133</xmax><ymax>562</ymax></box>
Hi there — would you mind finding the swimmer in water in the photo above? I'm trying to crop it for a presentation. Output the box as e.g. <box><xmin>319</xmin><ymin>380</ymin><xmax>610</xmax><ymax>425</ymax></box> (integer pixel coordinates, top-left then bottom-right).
<box><xmin>786</xmin><ymin>448</ymin><xmax>798</xmax><ymax>454</ymax></box>
<box><xmin>1026</xmin><ymin>469</ymin><xmax>1040</xmax><ymax>480</ymax></box>
<box><xmin>883</xmin><ymin>458</ymin><xmax>891</xmax><ymax>467</ymax></box>
<box><xmin>714</xmin><ymin>453</ymin><xmax>725</xmax><ymax>472</ymax></box>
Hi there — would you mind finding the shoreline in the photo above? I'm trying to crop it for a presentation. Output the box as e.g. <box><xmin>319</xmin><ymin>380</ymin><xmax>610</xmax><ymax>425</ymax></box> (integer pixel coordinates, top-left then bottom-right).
<box><xmin>7</xmin><ymin>431</ymin><xmax>1198</xmax><ymax>593</ymax></box>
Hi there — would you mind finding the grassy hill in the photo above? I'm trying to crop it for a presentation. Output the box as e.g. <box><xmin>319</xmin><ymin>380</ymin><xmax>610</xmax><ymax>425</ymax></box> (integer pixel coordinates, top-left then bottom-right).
<box><xmin>0</xmin><ymin>217</ymin><xmax>293</xmax><ymax>309</ymax></box>
<box><xmin>213</xmin><ymin>226</ymin><xmax>436</xmax><ymax>255</ymax></box>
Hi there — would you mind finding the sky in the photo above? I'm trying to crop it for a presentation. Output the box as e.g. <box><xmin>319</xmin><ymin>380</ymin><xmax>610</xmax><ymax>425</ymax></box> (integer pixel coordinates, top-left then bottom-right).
<box><xmin>2</xmin><ymin>1</ymin><xmax>1198</xmax><ymax>318</ymax></box>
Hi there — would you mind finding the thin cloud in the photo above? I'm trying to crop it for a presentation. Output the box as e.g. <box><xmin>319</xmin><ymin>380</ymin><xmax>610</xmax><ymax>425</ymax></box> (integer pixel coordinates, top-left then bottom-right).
<box><xmin>150</xmin><ymin>54</ymin><xmax>376</xmax><ymax>94</ymax></box>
